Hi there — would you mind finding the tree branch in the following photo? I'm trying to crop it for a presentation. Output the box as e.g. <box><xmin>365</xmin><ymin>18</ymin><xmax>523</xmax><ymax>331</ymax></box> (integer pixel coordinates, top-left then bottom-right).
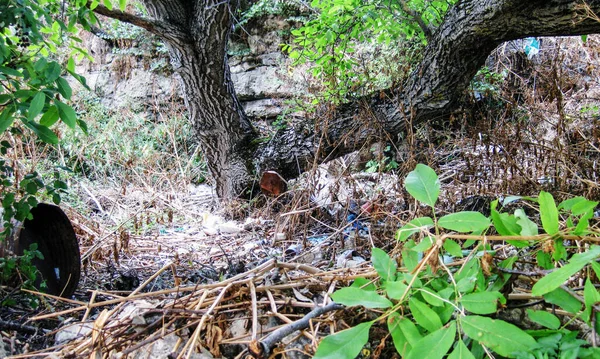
<box><xmin>397</xmin><ymin>0</ymin><xmax>432</xmax><ymax>39</ymax></box>
<box><xmin>89</xmin><ymin>2</ymin><xmax>187</xmax><ymax>43</ymax></box>
<box><xmin>256</xmin><ymin>0</ymin><xmax>600</xmax><ymax>179</ymax></box>
<box><xmin>248</xmin><ymin>302</ymin><xmax>344</xmax><ymax>359</ymax></box>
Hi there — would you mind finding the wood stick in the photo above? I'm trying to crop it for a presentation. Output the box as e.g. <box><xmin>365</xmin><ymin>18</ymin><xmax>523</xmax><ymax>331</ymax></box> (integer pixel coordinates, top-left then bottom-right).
<box><xmin>249</xmin><ymin>302</ymin><xmax>343</xmax><ymax>358</ymax></box>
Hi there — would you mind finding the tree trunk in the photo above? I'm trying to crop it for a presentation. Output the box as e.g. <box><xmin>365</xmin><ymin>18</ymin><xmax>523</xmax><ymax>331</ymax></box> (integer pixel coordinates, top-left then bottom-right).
<box><xmin>93</xmin><ymin>0</ymin><xmax>600</xmax><ymax>198</ymax></box>
<box><xmin>138</xmin><ymin>0</ymin><xmax>258</xmax><ymax>199</ymax></box>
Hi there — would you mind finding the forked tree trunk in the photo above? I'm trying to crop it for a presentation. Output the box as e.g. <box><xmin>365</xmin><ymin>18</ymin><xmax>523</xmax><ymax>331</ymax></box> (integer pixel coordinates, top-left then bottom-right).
<box><xmin>94</xmin><ymin>0</ymin><xmax>600</xmax><ymax>199</ymax></box>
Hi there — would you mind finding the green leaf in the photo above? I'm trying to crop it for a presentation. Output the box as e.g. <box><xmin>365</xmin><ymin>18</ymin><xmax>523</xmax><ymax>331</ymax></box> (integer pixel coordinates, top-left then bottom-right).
<box><xmin>28</xmin><ymin>92</ymin><xmax>46</xmax><ymax>120</ymax></box>
<box><xmin>313</xmin><ymin>321</ymin><xmax>373</xmax><ymax>359</ymax></box>
<box><xmin>397</xmin><ymin>316</ymin><xmax>423</xmax><ymax>346</ymax></box>
<box><xmin>438</xmin><ymin>212</ymin><xmax>490</xmax><ymax>233</ymax></box>
<box><xmin>44</xmin><ymin>62</ymin><xmax>62</xmax><ymax>83</ymax></box>
<box><xmin>55</xmin><ymin>100</ymin><xmax>77</xmax><ymax>129</ymax></box>
<box><xmin>412</xmin><ymin>235</ymin><xmax>434</xmax><ymax>252</ymax></box>
<box><xmin>0</xmin><ymin>66</ymin><xmax>23</xmax><ymax>77</ymax></box>
<box><xmin>490</xmin><ymin>200</ymin><xmax>521</xmax><ymax>236</ymax></box>
<box><xmin>536</xmin><ymin>251</ymin><xmax>553</xmax><ymax>270</ymax></box>
<box><xmin>448</xmin><ymin>339</ymin><xmax>476</xmax><ymax>359</ymax></box>
<box><xmin>388</xmin><ymin>313</ymin><xmax>411</xmax><ymax>356</ymax></box>
<box><xmin>103</xmin><ymin>0</ymin><xmax>113</xmax><ymax>10</ymax></box>
<box><xmin>331</xmin><ymin>287</ymin><xmax>392</xmax><ymax>309</ymax></box>
<box><xmin>409</xmin><ymin>297</ymin><xmax>442</xmax><ymax>332</ymax></box>
<box><xmin>543</xmin><ymin>287</ymin><xmax>582</xmax><ymax>314</ymax></box>
<box><xmin>460</xmin><ymin>292</ymin><xmax>502</xmax><ymax>314</ymax></box>
<box><xmin>558</xmin><ymin>196</ymin><xmax>587</xmax><ymax>211</ymax></box>
<box><xmin>56</xmin><ymin>77</ymin><xmax>72</xmax><ymax>99</ymax></box>
<box><xmin>350</xmin><ymin>277</ymin><xmax>376</xmax><ymax>291</ymax></box>
<box><xmin>461</xmin><ymin>316</ymin><xmax>537</xmax><ymax>358</ymax></box>
<box><xmin>396</xmin><ymin>216</ymin><xmax>434</xmax><ymax>242</ymax></box>
<box><xmin>39</xmin><ymin>106</ymin><xmax>60</xmax><ymax>127</ymax></box>
<box><xmin>514</xmin><ymin>209</ymin><xmax>538</xmax><ymax>236</ymax></box>
<box><xmin>538</xmin><ymin>191</ymin><xmax>559</xmax><ymax>235</ymax></box>
<box><xmin>526</xmin><ymin>309</ymin><xmax>560</xmax><ymax>329</ymax></box>
<box><xmin>372</xmin><ymin>247</ymin><xmax>396</xmax><ymax>282</ymax></box>
<box><xmin>591</xmin><ymin>261</ymin><xmax>600</xmax><ymax>281</ymax></box>
<box><xmin>402</xmin><ymin>243</ymin><xmax>419</xmax><ymax>272</ymax></box>
<box><xmin>406</xmin><ymin>321</ymin><xmax>456</xmax><ymax>359</ymax></box>
<box><xmin>119</xmin><ymin>0</ymin><xmax>127</xmax><ymax>11</ymax></box>
<box><xmin>532</xmin><ymin>246</ymin><xmax>600</xmax><ymax>296</ymax></box>
<box><xmin>23</xmin><ymin>120</ymin><xmax>58</xmax><ymax>144</ymax></box>
<box><xmin>385</xmin><ymin>280</ymin><xmax>408</xmax><ymax>300</ymax></box>
<box><xmin>443</xmin><ymin>239</ymin><xmax>463</xmax><ymax>257</ymax></box>
<box><xmin>0</xmin><ymin>108</ymin><xmax>15</xmax><ymax>133</ymax></box>
<box><xmin>583</xmin><ymin>278</ymin><xmax>600</xmax><ymax>322</ymax></box>
<box><xmin>420</xmin><ymin>288</ymin><xmax>444</xmax><ymax>307</ymax></box>
<box><xmin>404</xmin><ymin>164</ymin><xmax>440</xmax><ymax>207</ymax></box>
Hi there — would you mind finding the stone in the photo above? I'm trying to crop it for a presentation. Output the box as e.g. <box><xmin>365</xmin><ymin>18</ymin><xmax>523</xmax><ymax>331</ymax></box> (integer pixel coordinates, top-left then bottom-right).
<box><xmin>242</xmin><ymin>99</ymin><xmax>282</xmax><ymax>118</ymax></box>
<box><xmin>55</xmin><ymin>322</ymin><xmax>94</xmax><ymax>345</ymax></box>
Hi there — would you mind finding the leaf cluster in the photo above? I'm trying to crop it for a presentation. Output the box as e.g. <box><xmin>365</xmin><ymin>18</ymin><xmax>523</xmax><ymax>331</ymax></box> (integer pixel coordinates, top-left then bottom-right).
<box><xmin>314</xmin><ymin>164</ymin><xmax>600</xmax><ymax>359</ymax></box>
<box><xmin>283</xmin><ymin>0</ymin><xmax>456</xmax><ymax>103</ymax></box>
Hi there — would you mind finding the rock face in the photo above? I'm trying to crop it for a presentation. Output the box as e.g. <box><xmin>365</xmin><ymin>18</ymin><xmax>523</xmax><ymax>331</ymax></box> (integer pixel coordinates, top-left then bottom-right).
<box><xmin>78</xmin><ymin>15</ymin><xmax>306</xmax><ymax>120</ymax></box>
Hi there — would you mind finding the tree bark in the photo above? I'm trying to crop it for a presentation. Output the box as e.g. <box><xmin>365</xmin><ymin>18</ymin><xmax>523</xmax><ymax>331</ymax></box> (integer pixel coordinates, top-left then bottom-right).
<box><xmin>96</xmin><ymin>0</ymin><xmax>258</xmax><ymax>198</ymax></box>
<box><xmin>93</xmin><ymin>0</ymin><xmax>600</xmax><ymax>198</ymax></box>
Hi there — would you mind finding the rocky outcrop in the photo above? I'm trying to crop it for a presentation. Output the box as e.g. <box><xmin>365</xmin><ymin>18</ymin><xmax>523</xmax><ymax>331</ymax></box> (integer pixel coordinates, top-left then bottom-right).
<box><xmin>78</xmin><ymin>15</ymin><xmax>306</xmax><ymax>120</ymax></box>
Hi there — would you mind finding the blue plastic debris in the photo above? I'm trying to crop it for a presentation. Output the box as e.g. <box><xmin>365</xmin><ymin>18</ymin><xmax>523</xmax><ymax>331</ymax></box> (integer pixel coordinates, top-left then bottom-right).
<box><xmin>523</xmin><ymin>37</ymin><xmax>540</xmax><ymax>59</ymax></box>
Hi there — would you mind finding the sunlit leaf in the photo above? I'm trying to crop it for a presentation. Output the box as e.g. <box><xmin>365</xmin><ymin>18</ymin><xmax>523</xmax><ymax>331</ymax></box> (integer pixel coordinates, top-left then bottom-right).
<box><xmin>526</xmin><ymin>309</ymin><xmax>560</xmax><ymax>329</ymax></box>
<box><xmin>532</xmin><ymin>246</ymin><xmax>600</xmax><ymax>296</ymax></box>
<box><xmin>438</xmin><ymin>211</ymin><xmax>490</xmax><ymax>233</ymax></box>
<box><xmin>372</xmin><ymin>247</ymin><xmax>397</xmax><ymax>282</ymax></box>
<box><xmin>462</xmin><ymin>316</ymin><xmax>536</xmax><ymax>357</ymax></box>
<box><xmin>409</xmin><ymin>297</ymin><xmax>442</xmax><ymax>332</ymax></box>
<box><xmin>538</xmin><ymin>191</ymin><xmax>559</xmax><ymax>235</ymax></box>
<box><xmin>313</xmin><ymin>321</ymin><xmax>373</xmax><ymax>359</ymax></box>
<box><xmin>514</xmin><ymin>209</ymin><xmax>538</xmax><ymax>236</ymax></box>
<box><xmin>404</xmin><ymin>164</ymin><xmax>440</xmax><ymax>207</ymax></box>
<box><xmin>406</xmin><ymin>321</ymin><xmax>456</xmax><ymax>359</ymax></box>
<box><xmin>331</xmin><ymin>287</ymin><xmax>392</xmax><ymax>309</ymax></box>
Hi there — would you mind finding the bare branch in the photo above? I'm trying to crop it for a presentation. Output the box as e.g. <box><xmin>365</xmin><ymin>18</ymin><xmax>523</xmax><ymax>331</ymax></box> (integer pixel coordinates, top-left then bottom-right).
<box><xmin>249</xmin><ymin>302</ymin><xmax>344</xmax><ymax>358</ymax></box>
<box><xmin>90</xmin><ymin>2</ymin><xmax>186</xmax><ymax>42</ymax></box>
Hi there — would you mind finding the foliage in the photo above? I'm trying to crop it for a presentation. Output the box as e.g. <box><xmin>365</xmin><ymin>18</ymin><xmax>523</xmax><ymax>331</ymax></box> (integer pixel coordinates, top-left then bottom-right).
<box><xmin>0</xmin><ymin>243</ymin><xmax>44</xmax><ymax>307</ymax></box>
<box><xmin>59</xmin><ymin>93</ymin><xmax>207</xmax><ymax>187</ymax></box>
<box><xmin>237</xmin><ymin>0</ymin><xmax>303</xmax><ymax>27</ymax></box>
<box><xmin>0</xmin><ymin>0</ymin><xmax>111</xmax><ymax>298</ymax></box>
<box><xmin>314</xmin><ymin>163</ymin><xmax>600</xmax><ymax>359</ymax></box>
<box><xmin>365</xmin><ymin>145</ymin><xmax>398</xmax><ymax>173</ymax></box>
<box><xmin>284</xmin><ymin>0</ymin><xmax>457</xmax><ymax>103</ymax></box>
<box><xmin>0</xmin><ymin>0</ymin><xmax>101</xmax><ymax>240</ymax></box>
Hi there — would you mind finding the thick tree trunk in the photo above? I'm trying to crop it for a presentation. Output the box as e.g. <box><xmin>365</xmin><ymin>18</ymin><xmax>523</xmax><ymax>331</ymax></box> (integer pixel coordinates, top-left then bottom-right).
<box><xmin>94</xmin><ymin>0</ymin><xmax>600</xmax><ymax>199</ymax></box>
<box><xmin>136</xmin><ymin>0</ymin><xmax>258</xmax><ymax>199</ymax></box>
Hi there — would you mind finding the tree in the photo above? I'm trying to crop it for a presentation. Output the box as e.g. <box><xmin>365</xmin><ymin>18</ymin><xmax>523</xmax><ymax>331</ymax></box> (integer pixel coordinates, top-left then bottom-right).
<box><xmin>43</xmin><ymin>1</ymin><xmax>600</xmax><ymax>198</ymax></box>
